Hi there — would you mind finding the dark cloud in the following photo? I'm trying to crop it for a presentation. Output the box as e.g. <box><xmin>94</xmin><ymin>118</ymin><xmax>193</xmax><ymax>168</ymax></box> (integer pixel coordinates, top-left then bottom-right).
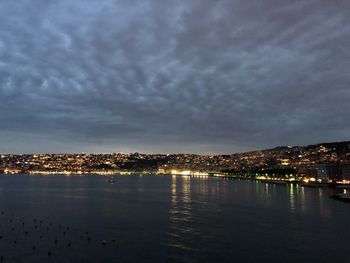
<box><xmin>0</xmin><ymin>0</ymin><xmax>349</xmax><ymax>153</ymax></box>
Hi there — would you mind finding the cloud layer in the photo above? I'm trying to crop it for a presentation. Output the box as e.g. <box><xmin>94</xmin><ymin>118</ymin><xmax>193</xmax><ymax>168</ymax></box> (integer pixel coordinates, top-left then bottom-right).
<box><xmin>0</xmin><ymin>0</ymin><xmax>349</xmax><ymax>153</ymax></box>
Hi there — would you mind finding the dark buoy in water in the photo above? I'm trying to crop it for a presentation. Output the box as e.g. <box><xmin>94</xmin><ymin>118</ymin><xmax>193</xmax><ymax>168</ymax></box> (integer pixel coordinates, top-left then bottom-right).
<box><xmin>87</xmin><ymin>237</ymin><xmax>91</xmax><ymax>242</ymax></box>
<box><xmin>48</xmin><ymin>251</ymin><xmax>52</xmax><ymax>257</ymax></box>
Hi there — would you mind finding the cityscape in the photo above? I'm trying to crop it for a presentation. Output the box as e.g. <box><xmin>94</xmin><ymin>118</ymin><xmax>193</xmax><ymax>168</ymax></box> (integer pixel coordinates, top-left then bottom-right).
<box><xmin>2</xmin><ymin>141</ymin><xmax>350</xmax><ymax>186</ymax></box>
<box><xmin>1</xmin><ymin>0</ymin><xmax>350</xmax><ymax>262</ymax></box>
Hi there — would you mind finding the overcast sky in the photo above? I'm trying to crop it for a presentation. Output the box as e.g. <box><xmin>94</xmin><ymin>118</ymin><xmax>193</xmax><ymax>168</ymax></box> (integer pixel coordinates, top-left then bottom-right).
<box><xmin>0</xmin><ymin>0</ymin><xmax>349</xmax><ymax>154</ymax></box>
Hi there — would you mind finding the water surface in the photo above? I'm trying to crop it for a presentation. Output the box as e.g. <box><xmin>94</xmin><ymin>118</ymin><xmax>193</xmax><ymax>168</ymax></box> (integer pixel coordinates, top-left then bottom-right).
<box><xmin>0</xmin><ymin>175</ymin><xmax>349</xmax><ymax>262</ymax></box>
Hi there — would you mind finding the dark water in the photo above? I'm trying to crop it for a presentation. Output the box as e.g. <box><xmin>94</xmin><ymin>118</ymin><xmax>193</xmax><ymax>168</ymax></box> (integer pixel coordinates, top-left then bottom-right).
<box><xmin>0</xmin><ymin>174</ymin><xmax>349</xmax><ymax>263</ymax></box>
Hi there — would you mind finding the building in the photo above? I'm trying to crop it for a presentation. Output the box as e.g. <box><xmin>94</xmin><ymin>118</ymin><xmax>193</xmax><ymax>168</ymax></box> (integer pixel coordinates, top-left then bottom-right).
<box><xmin>342</xmin><ymin>164</ymin><xmax>350</xmax><ymax>181</ymax></box>
<box><xmin>316</xmin><ymin>164</ymin><xmax>342</xmax><ymax>182</ymax></box>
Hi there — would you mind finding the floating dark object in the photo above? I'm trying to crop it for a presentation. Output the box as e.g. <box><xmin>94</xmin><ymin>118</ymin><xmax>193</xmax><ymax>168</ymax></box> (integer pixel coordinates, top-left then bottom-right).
<box><xmin>48</xmin><ymin>251</ymin><xmax>52</xmax><ymax>256</ymax></box>
<box><xmin>14</xmin><ymin>240</ymin><xmax>17</xmax><ymax>245</ymax></box>
<box><xmin>102</xmin><ymin>240</ymin><xmax>107</xmax><ymax>246</ymax></box>
<box><xmin>25</xmin><ymin>231</ymin><xmax>28</xmax><ymax>235</ymax></box>
<box><xmin>87</xmin><ymin>237</ymin><xmax>91</xmax><ymax>241</ymax></box>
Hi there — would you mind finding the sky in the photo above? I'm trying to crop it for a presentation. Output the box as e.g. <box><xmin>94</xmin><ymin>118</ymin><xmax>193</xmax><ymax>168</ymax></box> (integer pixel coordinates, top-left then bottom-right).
<box><xmin>0</xmin><ymin>0</ymin><xmax>349</xmax><ymax>154</ymax></box>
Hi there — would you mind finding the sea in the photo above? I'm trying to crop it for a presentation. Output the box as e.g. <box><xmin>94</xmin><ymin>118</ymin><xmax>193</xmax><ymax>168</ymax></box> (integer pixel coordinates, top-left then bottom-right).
<box><xmin>0</xmin><ymin>174</ymin><xmax>349</xmax><ymax>263</ymax></box>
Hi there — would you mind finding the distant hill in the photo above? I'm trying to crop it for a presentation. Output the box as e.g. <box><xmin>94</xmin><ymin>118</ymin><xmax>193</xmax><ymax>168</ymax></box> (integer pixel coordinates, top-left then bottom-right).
<box><xmin>263</xmin><ymin>141</ymin><xmax>350</xmax><ymax>154</ymax></box>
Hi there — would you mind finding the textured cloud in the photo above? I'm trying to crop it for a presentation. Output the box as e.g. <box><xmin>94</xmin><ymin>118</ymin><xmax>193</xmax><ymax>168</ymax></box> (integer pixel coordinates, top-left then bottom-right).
<box><xmin>0</xmin><ymin>0</ymin><xmax>349</xmax><ymax>153</ymax></box>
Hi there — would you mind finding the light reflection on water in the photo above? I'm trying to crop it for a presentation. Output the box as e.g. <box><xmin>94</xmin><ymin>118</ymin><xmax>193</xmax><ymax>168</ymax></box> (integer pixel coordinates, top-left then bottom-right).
<box><xmin>167</xmin><ymin>176</ymin><xmax>194</xmax><ymax>252</ymax></box>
